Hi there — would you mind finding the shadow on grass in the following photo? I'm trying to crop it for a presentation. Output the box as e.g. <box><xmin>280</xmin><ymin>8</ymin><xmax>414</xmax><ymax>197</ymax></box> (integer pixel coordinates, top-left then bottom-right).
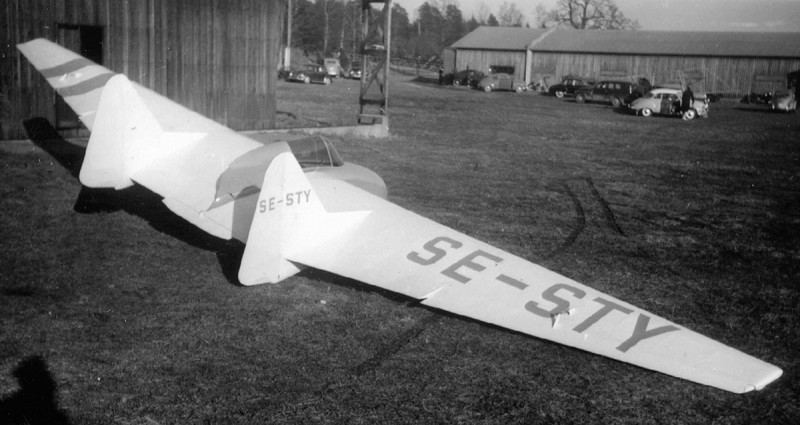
<box><xmin>0</xmin><ymin>356</ymin><xmax>70</xmax><ymax>425</ymax></box>
<box><xmin>732</xmin><ymin>106</ymin><xmax>776</xmax><ymax>113</ymax></box>
<box><xmin>23</xmin><ymin>118</ymin><xmax>245</xmax><ymax>285</ymax></box>
<box><xmin>410</xmin><ymin>75</ymin><xmax>441</xmax><ymax>86</ymax></box>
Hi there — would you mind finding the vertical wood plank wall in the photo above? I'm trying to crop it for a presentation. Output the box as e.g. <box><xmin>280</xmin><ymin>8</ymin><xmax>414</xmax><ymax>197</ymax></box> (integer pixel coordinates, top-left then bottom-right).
<box><xmin>453</xmin><ymin>49</ymin><xmax>800</xmax><ymax>96</ymax></box>
<box><xmin>1</xmin><ymin>0</ymin><xmax>284</xmax><ymax>140</ymax></box>
<box><xmin>530</xmin><ymin>52</ymin><xmax>800</xmax><ymax>95</ymax></box>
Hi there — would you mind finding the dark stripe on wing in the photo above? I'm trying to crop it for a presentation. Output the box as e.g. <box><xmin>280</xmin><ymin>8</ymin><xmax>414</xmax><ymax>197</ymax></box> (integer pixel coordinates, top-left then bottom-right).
<box><xmin>40</xmin><ymin>58</ymin><xmax>96</xmax><ymax>78</ymax></box>
<box><xmin>57</xmin><ymin>73</ymin><xmax>116</xmax><ymax>97</ymax></box>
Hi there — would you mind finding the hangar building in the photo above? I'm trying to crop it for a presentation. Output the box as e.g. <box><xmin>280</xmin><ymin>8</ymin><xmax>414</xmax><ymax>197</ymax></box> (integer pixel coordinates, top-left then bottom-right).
<box><xmin>1</xmin><ymin>0</ymin><xmax>284</xmax><ymax>140</ymax></box>
<box><xmin>446</xmin><ymin>26</ymin><xmax>800</xmax><ymax>95</ymax></box>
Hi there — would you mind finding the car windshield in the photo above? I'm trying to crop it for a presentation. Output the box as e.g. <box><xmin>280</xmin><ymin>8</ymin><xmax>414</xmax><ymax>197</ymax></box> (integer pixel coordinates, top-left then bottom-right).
<box><xmin>286</xmin><ymin>136</ymin><xmax>344</xmax><ymax>168</ymax></box>
<box><xmin>302</xmin><ymin>64</ymin><xmax>320</xmax><ymax>72</ymax></box>
<box><xmin>643</xmin><ymin>92</ymin><xmax>658</xmax><ymax>99</ymax></box>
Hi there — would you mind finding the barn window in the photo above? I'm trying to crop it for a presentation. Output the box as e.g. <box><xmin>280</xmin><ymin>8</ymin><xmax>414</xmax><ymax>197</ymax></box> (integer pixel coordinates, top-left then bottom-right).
<box><xmin>489</xmin><ymin>65</ymin><xmax>515</xmax><ymax>75</ymax></box>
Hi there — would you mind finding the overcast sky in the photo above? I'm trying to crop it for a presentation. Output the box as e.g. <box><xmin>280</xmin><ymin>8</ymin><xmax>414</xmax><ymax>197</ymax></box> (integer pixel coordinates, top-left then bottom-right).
<box><xmin>392</xmin><ymin>0</ymin><xmax>800</xmax><ymax>32</ymax></box>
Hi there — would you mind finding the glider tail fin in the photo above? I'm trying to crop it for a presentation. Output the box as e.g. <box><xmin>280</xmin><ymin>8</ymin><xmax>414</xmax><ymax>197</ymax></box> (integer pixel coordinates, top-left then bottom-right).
<box><xmin>78</xmin><ymin>74</ymin><xmax>163</xmax><ymax>189</ymax></box>
<box><xmin>238</xmin><ymin>152</ymin><xmax>369</xmax><ymax>286</ymax></box>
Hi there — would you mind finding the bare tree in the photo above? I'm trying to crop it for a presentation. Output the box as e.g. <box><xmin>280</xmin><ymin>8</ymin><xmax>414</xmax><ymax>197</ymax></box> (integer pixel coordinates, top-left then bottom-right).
<box><xmin>536</xmin><ymin>0</ymin><xmax>639</xmax><ymax>30</ymax></box>
<box><xmin>497</xmin><ymin>2</ymin><xmax>525</xmax><ymax>27</ymax></box>
<box><xmin>474</xmin><ymin>2</ymin><xmax>491</xmax><ymax>24</ymax></box>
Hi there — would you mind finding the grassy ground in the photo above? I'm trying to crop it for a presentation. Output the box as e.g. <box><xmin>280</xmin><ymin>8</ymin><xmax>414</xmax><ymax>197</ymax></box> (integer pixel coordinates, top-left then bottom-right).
<box><xmin>1</xmin><ymin>72</ymin><xmax>798</xmax><ymax>424</ymax></box>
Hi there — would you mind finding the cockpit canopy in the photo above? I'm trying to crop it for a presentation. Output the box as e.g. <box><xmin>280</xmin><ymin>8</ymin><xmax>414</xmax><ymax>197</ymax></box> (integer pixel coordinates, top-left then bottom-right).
<box><xmin>286</xmin><ymin>135</ymin><xmax>344</xmax><ymax>168</ymax></box>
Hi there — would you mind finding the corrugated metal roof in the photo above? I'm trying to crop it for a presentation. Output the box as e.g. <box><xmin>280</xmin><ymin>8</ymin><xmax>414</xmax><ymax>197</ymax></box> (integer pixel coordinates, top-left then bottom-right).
<box><xmin>450</xmin><ymin>26</ymin><xmax>549</xmax><ymax>51</ymax></box>
<box><xmin>451</xmin><ymin>27</ymin><xmax>800</xmax><ymax>58</ymax></box>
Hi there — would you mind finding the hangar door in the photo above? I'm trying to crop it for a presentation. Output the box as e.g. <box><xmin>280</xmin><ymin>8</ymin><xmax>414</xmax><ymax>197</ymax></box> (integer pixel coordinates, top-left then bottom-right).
<box><xmin>55</xmin><ymin>24</ymin><xmax>104</xmax><ymax>130</ymax></box>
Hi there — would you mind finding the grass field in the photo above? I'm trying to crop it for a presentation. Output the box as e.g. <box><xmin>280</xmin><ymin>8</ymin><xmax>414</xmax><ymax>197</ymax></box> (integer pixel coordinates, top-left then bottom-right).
<box><xmin>1</xmin><ymin>72</ymin><xmax>799</xmax><ymax>424</ymax></box>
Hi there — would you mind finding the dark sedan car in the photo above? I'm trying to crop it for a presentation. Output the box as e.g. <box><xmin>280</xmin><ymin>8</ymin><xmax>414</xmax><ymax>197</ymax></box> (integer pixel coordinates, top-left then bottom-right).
<box><xmin>477</xmin><ymin>73</ymin><xmax>526</xmax><ymax>93</ymax></box>
<box><xmin>548</xmin><ymin>76</ymin><xmax>594</xmax><ymax>98</ymax></box>
<box><xmin>575</xmin><ymin>80</ymin><xmax>635</xmax><ymax>107</ymax></box>
<box><xmin>286</xmin><ymin>64</ymin><xmax>331</xmax><ymax>85</ymax></box>
<box><xmin>443</xmin><ymin>69</ymin><xmax>485</xmax><ymax>87</ymax></box>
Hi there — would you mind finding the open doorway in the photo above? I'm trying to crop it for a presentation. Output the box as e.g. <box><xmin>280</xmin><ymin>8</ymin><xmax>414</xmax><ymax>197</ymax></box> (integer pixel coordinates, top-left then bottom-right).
<box><xmin>55</xmin><ymin>24</ymin><xmax>104</xmax><ymax>130</ymax></box>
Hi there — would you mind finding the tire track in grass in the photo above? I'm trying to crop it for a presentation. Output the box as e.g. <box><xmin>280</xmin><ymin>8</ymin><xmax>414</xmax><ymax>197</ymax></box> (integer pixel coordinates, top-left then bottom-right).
<box><xmin>546</xmin><ymin>178</ymin><xmax>626</xmax><ymax>259</ymax></box>
<box><xmin>289</xmin><ymin>310</ymin><xmax>439</xmax><ymax>411</ymax></box>
<box><xmin>349</xmin><ymin>311</ymin><xmax>439</xmax><ymax>377</ymax></box>
<box><xmin>584</xmin><ymin>176</ymin><xmax>626</xmax><ymax>236</ymax></box>
<box><xmin>546</xmin><ymin>181</ymin><xmax>586</xmax><ymax>259</ymax></box>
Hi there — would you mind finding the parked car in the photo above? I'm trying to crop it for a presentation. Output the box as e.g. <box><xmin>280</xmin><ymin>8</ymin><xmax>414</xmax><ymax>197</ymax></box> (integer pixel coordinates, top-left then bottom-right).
<box><xmin>286</xmin><ymin>64</ymin><xmax>331</xmax><ymax>84</ymax></box>
<box><xmin>277</xmin><ymin>66</ymin><xmax>292</xmax><ymax>80</ymax></box>
<box><xmin>619</xmin><ymin>78</ymin><xmax>653</xmax><ymax>106</ymax></box>
<box><xmin>628</xmin><ymin>88</ymin><xmax>709</xmax><ymax>120</ymax></box>
<box><xmin>575</xmin><ymin>80</ymin><xmax>635</xmax><ymax>107</ymax></box>
<box><xmin>323</xmin><ymin>58</ymin><xmax>342</xmax><ymax>78</ymax></box>
<box><xmin>443</xmin><ymin>69</ymin><xmax>485</xmax><ymax>87</ymax></box>
<box><xmin>477</xmin><ymin>73</ymin><xmax>526</xmax><ymax>93</ymax></box>
<box><xmin>769</xmin><ymin>91</ymin><xmax>797</xmax><ymax>112</ymax></box>
<box><xmin>347</xmin><ymin>61</ymin><xmax>362</xmax><ymax>79</ymax></box>
<box><xmin>548</xmin><ymin>76</ymin><xmax>594</xmax><ymax>98</ymax></box>
<box><xmin>740</xmin><ymin>92</ymin><xmax>773</xmax><ymax>104</ymax></box>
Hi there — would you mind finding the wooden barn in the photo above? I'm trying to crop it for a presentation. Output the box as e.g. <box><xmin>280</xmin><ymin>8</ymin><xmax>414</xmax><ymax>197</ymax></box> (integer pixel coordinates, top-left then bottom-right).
<box><xmin>1</xmin><ymin>0</ymin><xmax>285</xmax><ymax>140</ymax></box>
<box><xmin>448</xmin><ymin>27</ymin><xmax>551</xmax><ymax>84</ymax></box>
<box><xmin>448</xmin><ymin>26</ymin><xmax>800</xmax><ymax>95</ymax></box>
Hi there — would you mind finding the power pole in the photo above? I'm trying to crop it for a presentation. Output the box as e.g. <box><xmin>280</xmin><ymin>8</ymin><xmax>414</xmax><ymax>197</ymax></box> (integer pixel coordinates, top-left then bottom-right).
<box><xmin>284</xmin><ymin>0</ymin><xmax>292</xmax><ymax>68</ymax></box>
<box><xmin>358</xmin><ymin>0</ymin><xmax>391</xmax><ymax>132</ymax></box>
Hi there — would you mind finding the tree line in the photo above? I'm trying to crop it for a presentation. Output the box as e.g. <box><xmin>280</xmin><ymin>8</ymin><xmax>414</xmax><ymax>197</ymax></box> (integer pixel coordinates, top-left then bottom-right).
<box><xmin>289</xmin><ymin>0</ymin><xmax>636</xmax><ymax>66</ymax></box>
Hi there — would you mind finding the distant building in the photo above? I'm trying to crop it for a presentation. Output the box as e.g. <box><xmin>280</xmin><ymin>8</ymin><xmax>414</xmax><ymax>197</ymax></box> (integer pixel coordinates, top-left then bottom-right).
<box><xmin>447</xmin><ymin>26</ymin><xmax>800</xmax><ymax>95</ymax></box>
<box><xmin>1</xmin><ymin>0</ymin><xmax>284</xmax><ymax>140</ymax></box>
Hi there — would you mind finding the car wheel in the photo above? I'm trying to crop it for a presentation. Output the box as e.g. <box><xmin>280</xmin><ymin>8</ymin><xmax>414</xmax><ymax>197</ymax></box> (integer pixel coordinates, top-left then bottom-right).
<box><xmin>453</xmin><ymin>80</ymin><xmax>461</xmax><ymax>86</ymax></box>
<box><xmin>555</xmin><ymin>91</ymin><xmax>565</xmax><ymax>98</ymax></box>
<box><xmin>303</xmin><ymin>76</ymin><xmax>311</xmax><ymax>84</ymax></box>
<box><xmin>323</xmin><ymin>77</ymin><xmax>331</xmax><ymax>85</ymax></box>
<box><xmin>515</xmin><ymin>85</ymin><xmax>524</xmax><ymax>93</ymax></box>
<box><xmin>576</xmin><ymin>94</ymin><xmax>586</xmax><ymax>103</ymax></box>
<box><xmin>611</xmin><ymin>97</ymin><xmax>621</xmax><ymax>108</ymax></box>
<box><xmin>682</xmin><ymin>109</ymin><xmax>697</xmax><ymax>120</ymax></box>
<box><xmin>483</xmin><ymin>85</ymin><xmax>492</xmax><ymax>92</ymax></box>
<box><xmin>641</xmin><ymin>108</ymin><xmax>652</xmax><ymax>117</ymax></box>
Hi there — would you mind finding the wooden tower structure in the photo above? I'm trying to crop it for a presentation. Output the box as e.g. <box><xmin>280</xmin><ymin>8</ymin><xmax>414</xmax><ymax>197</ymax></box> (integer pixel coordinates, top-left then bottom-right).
<box><xmin>358</xmin><ymin>0</ymin><xmax>391</xmax><ymax>130</ymax></box>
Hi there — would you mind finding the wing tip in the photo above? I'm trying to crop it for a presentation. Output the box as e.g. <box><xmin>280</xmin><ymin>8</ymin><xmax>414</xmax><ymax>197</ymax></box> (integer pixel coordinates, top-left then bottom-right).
<box><xmin>749</xmin><ymin>366</ymin><xmax>783</xmax><ymax>392</ymax></box>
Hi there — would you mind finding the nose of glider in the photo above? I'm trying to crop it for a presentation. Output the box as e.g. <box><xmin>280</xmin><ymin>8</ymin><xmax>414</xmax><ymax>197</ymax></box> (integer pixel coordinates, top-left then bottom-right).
<box><xmin>343</xmin><ymin>162</ymin><xmax>388</xmax><ymax>199</ymax></box>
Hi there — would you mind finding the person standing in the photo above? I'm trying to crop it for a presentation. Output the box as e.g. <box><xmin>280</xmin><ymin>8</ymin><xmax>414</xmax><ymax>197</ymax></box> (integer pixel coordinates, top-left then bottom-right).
<box><xmin>682</xmin><ymin>85</ymin><xmax>695</xmax><ymax>113</ymax></box>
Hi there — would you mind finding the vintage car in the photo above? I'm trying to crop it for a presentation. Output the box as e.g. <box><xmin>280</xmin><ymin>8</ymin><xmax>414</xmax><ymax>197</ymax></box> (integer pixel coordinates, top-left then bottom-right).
<box><xmin>286</xmin><ymin>64</ymin><xmax>331</xmax><ymax>84</ymax></box>
<box><xmin>769</xmin><ymin>91</ymin><xmax>797</xmax><ymax>112</ymax></box>
<box><xmin>575</xmin><ymin>80</ymin><xmax>635</xmax><ymax>107</ymax></box>
<box><xmin>347</xmin><ymin>61</ymin><xmax>362</xmax><ymax>79</ymax></box>
<box><xmin>443</xmin><ymin>69</ymin><xmax>485</xmax><ymax>87</ymax></box>
<box><xmin>548</xmin><ymin>76</ymin><xmax>594</xmax><ymax>98</ymax></box>
<box><xmin>323</xmin><ymin>58</ymin><xmax>342</xmax><ymax>78</ymax></box>
<box><xmin>477</xmin><ymin>73</ymin><xmax>526</xmax><ymax>93</ymax></box>
<box><xmin>629</xmin><ymin>88</ymin><xmax>709</xmax><ymax>120</ymax></box>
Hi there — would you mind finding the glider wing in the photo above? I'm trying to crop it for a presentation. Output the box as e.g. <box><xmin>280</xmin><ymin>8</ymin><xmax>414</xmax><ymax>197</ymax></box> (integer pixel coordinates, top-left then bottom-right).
<box><xmin>18</xmin><ymin>38</ymin><xmax>267</xmax><ymax>239</ymax></box>
<box><xmin>247</xmin><ymin>151</ymin><xmax>783</xmax><ymax>394</ymax></box>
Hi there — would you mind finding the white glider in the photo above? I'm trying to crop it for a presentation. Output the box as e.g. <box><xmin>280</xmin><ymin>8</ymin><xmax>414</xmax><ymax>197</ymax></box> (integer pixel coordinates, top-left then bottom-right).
<box><xmin>17</xmin><ymin>39</ymin><xmax>782</xmax><ymax>393</ymax></box>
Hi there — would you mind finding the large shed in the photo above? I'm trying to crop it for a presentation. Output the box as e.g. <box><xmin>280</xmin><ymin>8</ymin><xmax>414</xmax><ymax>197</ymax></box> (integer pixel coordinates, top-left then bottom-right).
<box><xmin>1</xmin><ymin>0</ymin><xmax>285</xmax><ymax>140</ymax></box>
<box><xmin>448</xmin><ymin>26</ymin><xmax>550</xmax><ymax>84</ymax></box>
<box><xmin>448</xmin><ymin>26</ymin><xmax>800</xmax><ymax>95</ymax></box>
